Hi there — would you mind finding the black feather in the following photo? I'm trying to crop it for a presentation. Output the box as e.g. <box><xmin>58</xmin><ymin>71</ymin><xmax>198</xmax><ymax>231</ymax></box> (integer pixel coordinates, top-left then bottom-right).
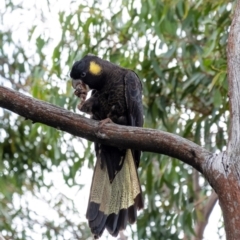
<box><xmin>106</xmin><ymin>213</ymin><xmax>119</xmax><ymax>235</ymax></box>
<box><xmin>70</xmin><ymin>55</ymin><xmax>144</xmax><ymax>238</ymax></box>
<box><xmin>86</xmin><ymin>201</ymin><xmax>100</xmax><ymax>221</ymax></box>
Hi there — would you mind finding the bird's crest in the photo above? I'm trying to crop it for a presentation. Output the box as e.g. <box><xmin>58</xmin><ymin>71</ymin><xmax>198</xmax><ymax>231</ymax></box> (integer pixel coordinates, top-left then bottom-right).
<box><xmin>89</xmin><ymin>61</ymin><xmax>102</xmax><ymax>75</ymax></box>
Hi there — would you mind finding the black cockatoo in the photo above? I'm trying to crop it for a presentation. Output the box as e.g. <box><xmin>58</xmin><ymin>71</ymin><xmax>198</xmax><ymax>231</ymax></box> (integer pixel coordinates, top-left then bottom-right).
<box><xmin>70</xmin><ymin>55</ymin><xmax>144</xmax><ymax>239</ymax></box>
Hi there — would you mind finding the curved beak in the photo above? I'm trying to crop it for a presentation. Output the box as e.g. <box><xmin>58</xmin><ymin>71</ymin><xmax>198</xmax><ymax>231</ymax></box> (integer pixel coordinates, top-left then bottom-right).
<box><xmin>72</xmin><ymin>79</ymin><xmax>83</xmax><ymax>89</ymax></box>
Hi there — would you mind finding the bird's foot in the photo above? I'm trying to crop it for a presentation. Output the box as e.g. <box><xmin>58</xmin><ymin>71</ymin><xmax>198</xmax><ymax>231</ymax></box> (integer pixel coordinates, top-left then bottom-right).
<box><xmin>95</xmin><ymin>118</ymin><xmax>113</xmax><ymax>139</ymax></box>
<box><xmin>98</xmin><ymin>118</ymin><xmax>113</xmax><ymax>128</ymax></box>
<box><xmin>74</xmin><ymin>82</ymin><xmax>88</xmax><ymax>111</ymax></box>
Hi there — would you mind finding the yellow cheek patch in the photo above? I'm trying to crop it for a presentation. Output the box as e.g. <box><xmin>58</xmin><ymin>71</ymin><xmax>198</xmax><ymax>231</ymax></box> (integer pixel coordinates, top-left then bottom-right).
<box><xmin>89</xmin><ymin>61</ymin><xmax>102</xmax><ymax>75</ymax></box>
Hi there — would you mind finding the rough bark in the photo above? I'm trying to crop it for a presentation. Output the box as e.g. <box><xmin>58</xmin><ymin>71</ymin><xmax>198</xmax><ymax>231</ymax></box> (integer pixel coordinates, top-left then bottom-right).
<box><xmin>200</xmin><ymin>1</ymin><xmax>240</xmax><ymax>239</ymax></box>
<box><xmin>223</xmin><ymin>1</ymin><xmax>240</xmax><ymax>238</ymax></box>
<box><xmin>202</xmin><ymin>143</ymin><xmax>240</xmax><ymax>239</ymax></box>
<box><xmin>0</xmin><ymin>86</ymin><xmax>211</xmax><ymax>173</ymax></box>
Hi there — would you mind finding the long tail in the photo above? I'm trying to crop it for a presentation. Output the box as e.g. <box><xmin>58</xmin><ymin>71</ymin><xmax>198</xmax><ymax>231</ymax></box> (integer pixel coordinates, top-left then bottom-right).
<box><xmin>86</xmin><ymin>149</ymin><xmax>143</xmax><ymax>239</ymax></box>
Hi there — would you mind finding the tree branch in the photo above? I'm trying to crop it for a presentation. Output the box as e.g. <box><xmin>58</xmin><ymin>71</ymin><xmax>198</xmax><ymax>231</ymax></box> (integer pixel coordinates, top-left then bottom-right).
<box><xmin>202</xmin><ymin>2</ymin><xmax>240</xmax><ymax>239</ymax></box>
<box><xmin>193</xmin><ymin>191</ymin><xmax>218</xmax><ymax>240</ymax></box>
<box><xmin>0</xmin><ymin>86</ymin><xmax>212</xmax><ymax>174</ymax></box>
<box><xmin>227</xmin><ymin>0</ymin><xmax>240</xmax><ymax>172</ymax></box>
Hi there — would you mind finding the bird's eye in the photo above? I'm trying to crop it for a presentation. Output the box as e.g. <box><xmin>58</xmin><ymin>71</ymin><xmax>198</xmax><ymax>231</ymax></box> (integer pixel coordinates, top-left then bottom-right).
<box><xmin>81</xmin><ymin>72</ymin><xmax>86</xmax><ymax>78</ymax></box>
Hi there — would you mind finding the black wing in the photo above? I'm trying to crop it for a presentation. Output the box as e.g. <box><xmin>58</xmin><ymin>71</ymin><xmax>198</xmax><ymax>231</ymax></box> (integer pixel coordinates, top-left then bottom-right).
<box><xmin>124</xmin><ymin>70</ymin><xmax>143</xmax><ymax>167</ymax></box>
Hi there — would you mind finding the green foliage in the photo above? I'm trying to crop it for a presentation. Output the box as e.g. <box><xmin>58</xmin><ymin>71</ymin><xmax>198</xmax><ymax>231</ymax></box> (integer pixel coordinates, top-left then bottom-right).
<box><xmin>0</xmin><ymin>0</ymin><xmax>232</xmax><ymax>239</ymax></box>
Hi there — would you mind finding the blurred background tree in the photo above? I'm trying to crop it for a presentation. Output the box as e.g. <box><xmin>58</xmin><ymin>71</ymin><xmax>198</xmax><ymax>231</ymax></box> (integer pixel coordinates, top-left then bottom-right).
<box><xmin>0</xmin><ymin>0</ymin><xmax>232</xmax><ymax>239</ymax></box>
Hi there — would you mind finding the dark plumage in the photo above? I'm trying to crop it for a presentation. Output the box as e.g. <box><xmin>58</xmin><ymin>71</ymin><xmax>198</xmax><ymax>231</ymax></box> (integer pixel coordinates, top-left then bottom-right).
<box><xmin>70</xmin><ymin>55</ymin><xmax>144</xmax><ymax>239</ymax></box>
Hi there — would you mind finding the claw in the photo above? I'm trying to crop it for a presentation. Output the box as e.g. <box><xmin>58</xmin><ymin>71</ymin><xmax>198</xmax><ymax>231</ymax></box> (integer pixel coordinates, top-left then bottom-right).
<box><xmin>95</xmin><ymin>118</ymin><xmax>113</xmax><ymax>139</ymax></box>
<box><xmin>73</xmin><ymin>81</ymin><xmax>89</xmax><ymax>111</ymax></box>
<box><xmin>98</xmin><ymin>118</ymin><xmax>113</xmax><ymax>129</ymax></box>
<box><xmin>74</xmin><ymin>88</ymin><xmax>87</xmax><ymax>98</ymax></box>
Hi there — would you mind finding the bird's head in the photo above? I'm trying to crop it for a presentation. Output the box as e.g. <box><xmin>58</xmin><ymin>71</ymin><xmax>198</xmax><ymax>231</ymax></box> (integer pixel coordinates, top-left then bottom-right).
<box><xmin>70</xmin><ymin>54</ymin><xmax>105</xmax><ymax>90</ymax></box>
